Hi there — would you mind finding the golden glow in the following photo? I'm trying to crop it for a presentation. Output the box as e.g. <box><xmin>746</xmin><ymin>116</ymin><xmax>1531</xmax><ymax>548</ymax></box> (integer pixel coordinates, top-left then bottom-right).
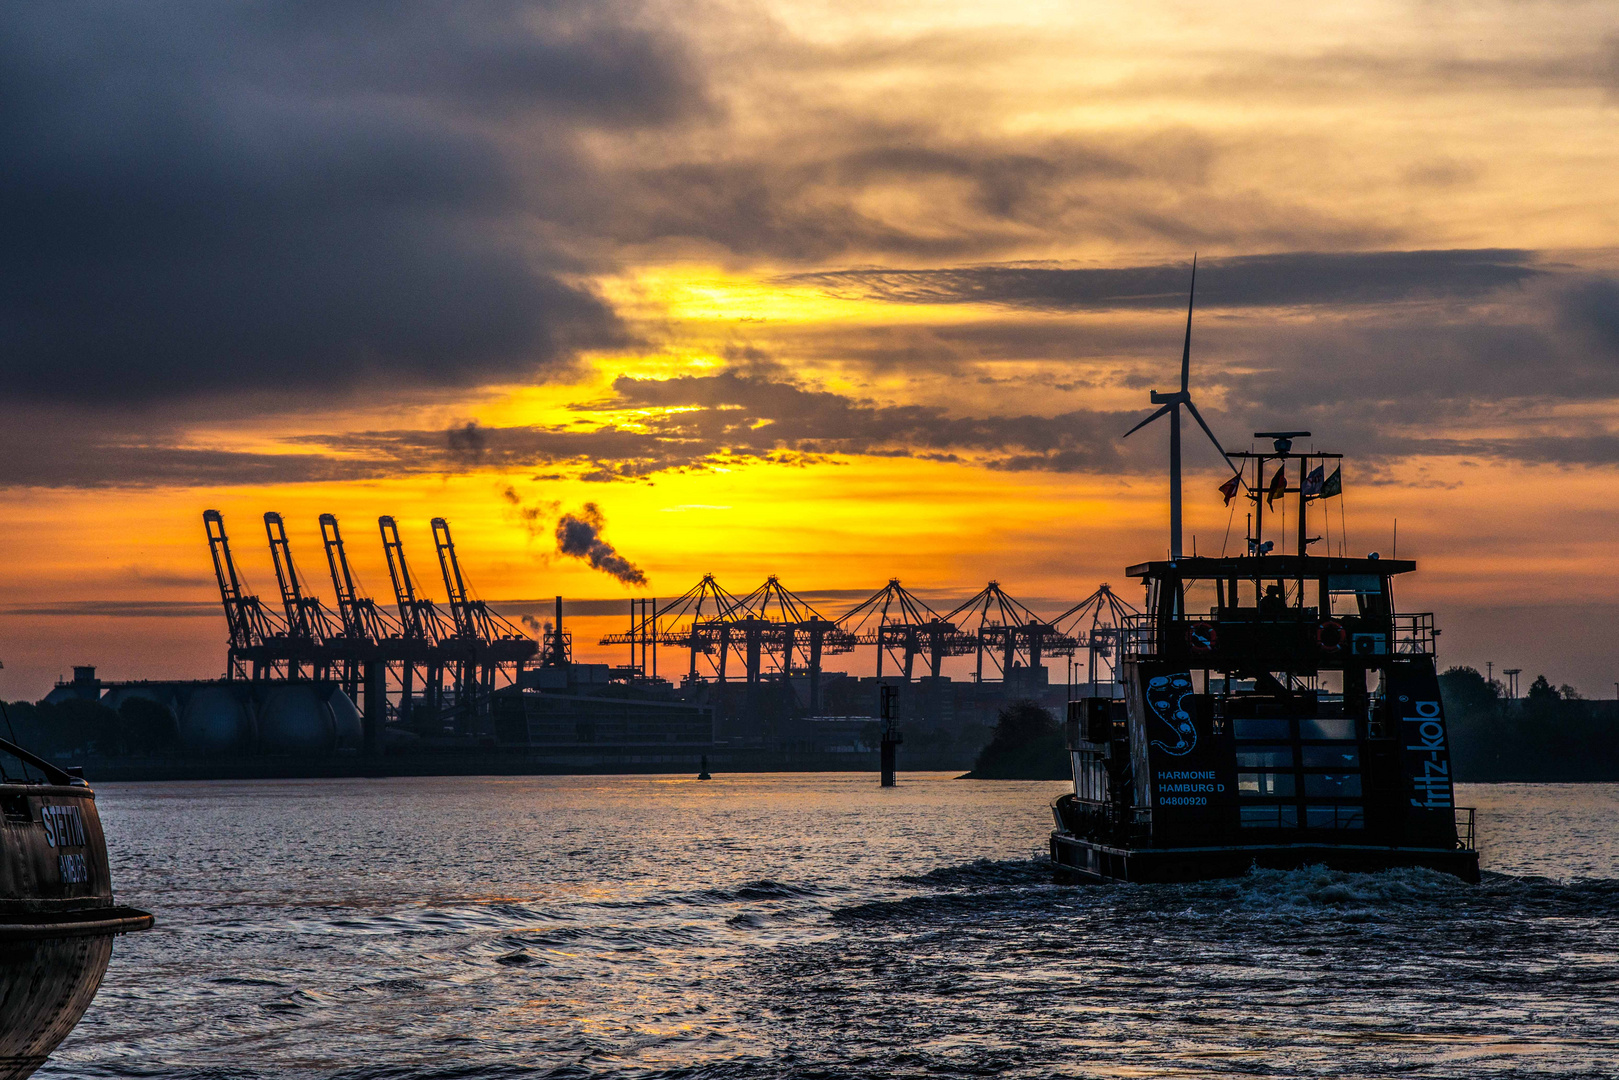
<box><xmin>6</xmin><ymin>0</ymin><xmax>1619</xmax><ymax>695</ymax></box>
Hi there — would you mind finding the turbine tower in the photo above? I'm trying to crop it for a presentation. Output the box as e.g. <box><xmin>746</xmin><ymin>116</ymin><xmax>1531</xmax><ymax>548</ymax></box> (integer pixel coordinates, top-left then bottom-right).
<box><xmin>1122</xmin><ymin>255</ymin><xmax>1238</xmax><ymax>560</ymax></box>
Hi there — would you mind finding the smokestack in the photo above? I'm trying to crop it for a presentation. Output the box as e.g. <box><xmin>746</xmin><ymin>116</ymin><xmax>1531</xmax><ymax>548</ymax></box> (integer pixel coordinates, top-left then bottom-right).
<box><xmin>554</xmin><ymin>595</ymin><xmax>564</xmax><ymax>666</ymax></box>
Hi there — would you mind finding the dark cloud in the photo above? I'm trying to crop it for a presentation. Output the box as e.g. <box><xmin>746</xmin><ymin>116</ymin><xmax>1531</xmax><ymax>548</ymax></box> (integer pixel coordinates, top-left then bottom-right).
<box><xmin>7</xmin><ymin>252</ymin><xmax>1619</xmax><ymax>488</ymax></box>
<box><xmin>788</xmin><ymin>250</ymin><xmax>1543</xmax><ymax>310</ymax></box>
<box><xmin>572</xmin><ymin>126</ymin><xmax>1399</xmax><ymax>262</ymax></box>
<box><xmin>555</xmin><ymin>503</ymin><xmax>647</xmax><ymax>585</ymax></box>
<box><xmin>447</xmin><ymin>422</ymin><xmax>489</xmax><ymax>466</ymax></box>
<box><xmin>0</xmin><ymin>1</ymin><xmax>701</xmax><ymax>405</ymax></box>
<box><xmin>0</xmin><ymin>600</ymin><xmax>218</xmax><ymax>618</ymax></box>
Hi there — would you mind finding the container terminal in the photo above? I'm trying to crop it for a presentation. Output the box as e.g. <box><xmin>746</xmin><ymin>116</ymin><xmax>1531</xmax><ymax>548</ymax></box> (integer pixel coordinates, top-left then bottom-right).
<box><xmin>35</xmin><ymin>511</ymin><xmax>1141</xmax><ymax>779</ymax></box>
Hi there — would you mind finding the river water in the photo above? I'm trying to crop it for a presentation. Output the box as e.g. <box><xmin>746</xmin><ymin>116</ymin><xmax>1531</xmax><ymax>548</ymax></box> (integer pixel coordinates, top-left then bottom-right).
<box><xmin>43</xmin><ymin>776</ymin><xmax>1619</xmax><ymax>1079</ymax></box>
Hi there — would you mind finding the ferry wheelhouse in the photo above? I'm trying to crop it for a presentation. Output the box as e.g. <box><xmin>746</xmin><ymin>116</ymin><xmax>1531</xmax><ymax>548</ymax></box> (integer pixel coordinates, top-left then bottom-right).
<box><xmin>1050</xmin><ymin>431</ymin><xmax>1479</xmax><ymax>883</ymax></box>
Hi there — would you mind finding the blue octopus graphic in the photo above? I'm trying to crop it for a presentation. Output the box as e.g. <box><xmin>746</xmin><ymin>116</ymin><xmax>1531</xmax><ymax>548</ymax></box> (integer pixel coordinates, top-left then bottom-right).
<box><xmin>1147</xmin><ymin>672</ymin><xmax>1197</xmax><ymax>756</ymax></box>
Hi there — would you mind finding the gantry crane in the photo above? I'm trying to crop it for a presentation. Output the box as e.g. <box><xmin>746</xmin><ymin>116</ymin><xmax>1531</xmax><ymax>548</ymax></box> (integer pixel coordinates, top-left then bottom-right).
<box><xmin>378</xmin><ymin>515</ymin><xmax>455</xmax><ymax>728</ymax></box>
<box><xmin>431</xmin><ymin>517</ymin><xmax>537</xmax><ymax>705</ymax></box>
<box><xmin>945</xmin><ymin>582</ymin><xmax>1079</xmax><ymax>685</ymax></box>
<box><xmin>838</xmin><ymin>579</ymin><xmax>975</xmax><ymax>681</ymax></box>
<box><xmin>1053</xmin><ymin>583</ymin><xmax>1140</xmax><ymax>698</ymax></box>
<box><xmin>203</xmin><ymin>510</ymin><xmax>286</xmax><ymax>680</ymax></box>
<box><xmin>602</xmin><ymin>574</ymin><xmax>746</xmax><ymax>682</ymax></box>
<box><xmin>263</xmin><ymin>512</ymin><xmax>343</xmax><ymax>680</ymax></box>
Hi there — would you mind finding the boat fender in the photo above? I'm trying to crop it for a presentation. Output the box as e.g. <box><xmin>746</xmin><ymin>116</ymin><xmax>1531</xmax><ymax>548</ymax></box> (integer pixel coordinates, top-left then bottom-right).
<box><xmin>1317</xmin><ymin>619</ymin><xmax>1347</xmax><ymax>652</ymax></box>
<box><xmin>1185</xmin><ymin>622</ymin><xmax>1217</xmax><ymax>652</ymax></box>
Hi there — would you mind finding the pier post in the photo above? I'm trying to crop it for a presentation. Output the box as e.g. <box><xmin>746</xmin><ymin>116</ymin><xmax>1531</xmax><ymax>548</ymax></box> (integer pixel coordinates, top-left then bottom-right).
<box><xmin>363</xmin><ymin>658</ymin><xmax>385</xmax><ymax>756</ymax></box>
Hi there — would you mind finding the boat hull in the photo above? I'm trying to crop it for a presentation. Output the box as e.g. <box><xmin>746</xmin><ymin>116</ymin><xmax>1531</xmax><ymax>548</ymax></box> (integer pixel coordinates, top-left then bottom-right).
<box><xmin>0</xmin><ymin>929</ymin><xmax>123</xmax><ymax>1080</ymax></box>
<box><xmin>1050</xmin><ymin>829</ymin><xmax>1481</xmax><ymax>884</ymax></box>
<box><xmin>0</xmin><ymin>760</ymin><xmax>152</xmax><ymax>1080</ymax></box>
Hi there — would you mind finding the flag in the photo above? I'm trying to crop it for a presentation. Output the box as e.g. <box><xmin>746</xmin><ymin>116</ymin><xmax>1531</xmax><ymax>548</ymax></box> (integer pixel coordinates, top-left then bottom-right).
<box><xmin>1266</xmin><ymin>465</ymin><xmax>1287</xmax><ymax>508</ymax></box>
<box><xmin>1320</xmin><ymin>465</ymin><xmax>1342</xmax><ymax>499</ymax></box>
<box><xmin>1219</xmin><ymin>474</ymin><xmax>1241</xmax><ymax>505</ymax></box>
<box><xmin>1302</xmin><ymin>464</ymin><xmax>1324</xmax><ymax>497</ymax></box>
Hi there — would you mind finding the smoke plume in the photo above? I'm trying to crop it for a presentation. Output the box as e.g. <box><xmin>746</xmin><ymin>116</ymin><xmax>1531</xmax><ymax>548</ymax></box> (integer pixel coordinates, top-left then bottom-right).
<box><xmin>501</xmin><ymin>485</ymin><xmax>560</xmax><ymax>541</ymax></box>
<box><xmin>555</xmin><ymin>503</ymin><xmax>647</xmax><ymax>586</ymax></box>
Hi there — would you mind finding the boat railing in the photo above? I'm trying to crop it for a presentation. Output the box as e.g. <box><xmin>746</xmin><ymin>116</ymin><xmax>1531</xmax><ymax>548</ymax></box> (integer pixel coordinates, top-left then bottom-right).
<box><xmin>1120</xmin><ymin>613</ymin><xmax>1156</xmax><ymax>657</ymax></box>
<box><xmin>1455</xmin><ymin>806</ymin><xmax>1476</xmax><ymax>851</ymax></box>
<box><xmin>1393</xmin><ymin>612</ymin><xmax>1437</xmax><ymax>656</ymax></box>
<box><xmin>1057</xmin><ymin>798</ymin><xmax>1153</xmax><ymax>845</ymax></box>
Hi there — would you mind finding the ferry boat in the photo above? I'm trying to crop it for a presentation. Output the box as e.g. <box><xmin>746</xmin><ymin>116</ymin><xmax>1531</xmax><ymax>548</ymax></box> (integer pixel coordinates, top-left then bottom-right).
<box><xmin>0</xmin><ymin>734</ymin><xmax>152</xmax><ymax>1079</ymax></box>
<box><xmin>1049</xmin><ymin>266</ymin><xmax>1479</xmax><ymax>884</ymax></box>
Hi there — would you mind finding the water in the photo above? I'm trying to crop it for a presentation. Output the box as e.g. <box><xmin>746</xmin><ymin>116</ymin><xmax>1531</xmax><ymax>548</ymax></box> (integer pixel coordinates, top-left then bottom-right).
<box><xmin>43</xmin><ymin>776</ymin><xmax>1619</xmax><ymax>1079</ymax></box>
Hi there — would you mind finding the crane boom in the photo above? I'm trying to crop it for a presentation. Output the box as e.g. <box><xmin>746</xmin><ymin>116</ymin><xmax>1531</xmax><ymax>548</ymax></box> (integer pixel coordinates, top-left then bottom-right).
<box><xmin>321</xmin><ymin>513</ymin><xmax>363</xmax><ymax>637</ymax></box>
<box><xmin>264</xmin><ymin>512</ymin><xmax>313</xmax><ymax>639</ymax></box>
<box><xmin>203</xmin><ymin>509</ymin><xmax>278</xmax><ymax>650</ymax></box>
<box><xmin>431</xmin><ymin>517</ymin><xmax>475</xmax><ymax>638</ymax></box>
<box><xmin>321</xmin><ymin>514</ymin><xmax>396</xmax><ymax>643</ymax></box>
<box><xmin>379</xmin><ymin>515</ymin><xmax>438</xmax><ymax>641</ymax></box>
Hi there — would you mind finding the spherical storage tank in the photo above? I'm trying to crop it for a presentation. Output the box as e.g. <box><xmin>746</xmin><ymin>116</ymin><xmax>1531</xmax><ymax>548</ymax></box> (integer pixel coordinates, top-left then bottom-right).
<box><xmin>258</xmin><ymin>684</ymin><xmax>337</xmax><ymax>753</ymax></box>
<box><xmin>180</xmin><ymin>685</ymin><xmax>256</xmax><ymax>754</ymax></box>
<box><xmin>326</xmin><ymin>688</ymin><xmax>364</xmax><ymax>749</ymax></box>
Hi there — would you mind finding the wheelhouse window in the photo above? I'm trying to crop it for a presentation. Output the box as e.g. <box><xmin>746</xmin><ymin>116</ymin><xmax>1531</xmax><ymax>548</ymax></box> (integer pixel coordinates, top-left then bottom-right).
<box><xmin>1237</xmin><ymin>745</ymin><xmax>1295</xmax><ymax>769</ymax></box>
<box><xmin>1303</xmin><ymin>745</ymin><xmax>1360</xmax><ymax>768</ymax></box>
<box><xmin>1299</xmin><ymin>717</ymin><xmax>1356</xmax><ymax>740</ymax></box>
<box><xmin>1238</xmin><ymin>771</ymin><xmax>1296</xmax><ymax>796</ymax></box>
<box><xmin>1234</xmin><ymin>717</ymin><xmax>1290</xmax><ymax>741</ymax></box>
<box><xmin>1303</xmin><ymin>773</ymin><xmax>1362</xmax><ymax>797</ymax></box>
<box><xmin>1305</xmin><ymin>805</ymin><xmax>1365</xmax><ymax>829</ymax></box>
<box><xmin>1241</xmin><ymin>805</ymin><xmax>1298</xmax><ymax>828</ymax></box>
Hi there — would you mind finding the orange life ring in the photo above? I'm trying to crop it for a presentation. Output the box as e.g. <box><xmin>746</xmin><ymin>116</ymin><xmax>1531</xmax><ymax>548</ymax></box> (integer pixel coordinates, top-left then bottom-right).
<box><xmin>1186</xmin><ymin>622</ymin><xmax>1217</xmax><ymax>653</ymax></box>
<box><xmin>1317</xmin><ymin>620</ymin><xmax>1347</xmax><ymax>652</ymax></box>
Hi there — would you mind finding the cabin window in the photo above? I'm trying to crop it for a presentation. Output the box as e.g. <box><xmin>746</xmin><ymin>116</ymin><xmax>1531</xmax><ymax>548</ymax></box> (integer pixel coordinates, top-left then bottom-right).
<box><xmin>1238</xmin><ymin>771</ymin><xmax>1296</xmax><ymax>796</ymax></box>
<box><xmin>1327</xmin><ymin>574</ymin><xmax>1382</xmax><ymax>617</ymax></box>
<box><xmin>1179</xmin><ymin>578</ymin><xmax>1219</xmax><ymax>619</ymax></box>
<box><xmin>1240</xmin><ymin>805</ymin><xmax>1298</xmax><ymax>828</ymax></box>
<box><xmin>1302</xmin><ymin>745</ymin><xmax>1360</xmax><ymax>768</ymax></box>
<box><xmin>1304</xmin><ymin>773</ymin><xmax>1362</xmax><ymax>797</ymax></box>
<box><xmin>1236</xmin><ymin>745</ymin><xmax>1294</xmax><ymax>769</ymax></box>
<box><xmin>1305</xmin><ymin>805</ymin><xmax>1365</xmax><ymax>829</ymax></box>
<box><xmin>1233</xmin><ymin>717</ymin><xmax>1291</xmax><ymax>740</ymax></box>
<box><xmin>1299</xmin><ymin>717</ymin><xmax>1357</xmax><ymax>740</ymax></box>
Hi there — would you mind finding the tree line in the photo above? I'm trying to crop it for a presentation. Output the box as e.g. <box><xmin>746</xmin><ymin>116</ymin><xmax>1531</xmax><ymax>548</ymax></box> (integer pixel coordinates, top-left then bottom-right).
<box><xmin>0</xmin><ymin>697</ymin><xmax>179</xmax><ymax>761</ymax></box>
<box><xmin>1440</xmin><ymin>667</ymin><xmax>1619</xmax><ymax>781</ymax></box>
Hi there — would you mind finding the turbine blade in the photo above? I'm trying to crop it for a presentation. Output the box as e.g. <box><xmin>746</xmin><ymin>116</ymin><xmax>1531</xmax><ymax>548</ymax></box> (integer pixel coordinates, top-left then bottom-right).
<box><xmin>1123</xmin><ymin>402</ymin><xmax>1174</xmax><ymax>439</ymax></box>
<box><xmin>1183</xmin><ymin>398</ymin><xmax>1237</xmax><ymax>473</ymax></box>
<box><xmin>1181</xmin><ymin>253</ymin><xmax>1196</xmax><ymax>393</ymax></box>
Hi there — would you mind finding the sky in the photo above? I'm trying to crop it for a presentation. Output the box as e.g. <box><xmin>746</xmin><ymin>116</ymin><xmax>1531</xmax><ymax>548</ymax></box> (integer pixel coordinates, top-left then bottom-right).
<box><xmin>3</xmin><ymin>0</ymin><xmax>1619</xmax><ymax>698</ymax></box>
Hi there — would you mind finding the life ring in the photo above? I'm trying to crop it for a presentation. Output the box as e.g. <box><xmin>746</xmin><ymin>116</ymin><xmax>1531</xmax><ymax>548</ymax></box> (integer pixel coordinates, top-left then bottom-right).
<box><xmin>1317</xmin><ymin>620</ymin><xmax>1347</xmax><ymax>652</ymax></box>
<box><xmin>1186</xmin><ymin>622</ymin><xmax>1217</xmax><ymax>653</ymax></box>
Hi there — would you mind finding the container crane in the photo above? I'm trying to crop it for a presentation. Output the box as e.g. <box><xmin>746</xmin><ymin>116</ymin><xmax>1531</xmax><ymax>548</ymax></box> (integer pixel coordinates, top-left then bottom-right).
<box><xmin>1053</xmin><ymin>583</ymin><xmax>1140</xmax><ymax>698</ymax></box>
<box><xmin>945</xmin><ymin>582</ymin><xmax>1079</xmax><ymax>686</ymax></box>
<box><xmin>263</xmin><ymin>512</ymin><xmax>341</xmax><ymax>680</ymax></box>
<box><xmin>723</xmin><ymin>576</ymin><xmax>854</xmax><ymax>715</ymax></box>
<box><xmin>319</xmin><ymin>514</ymin><xmax>398</xmax><ymax>645</ymax></box>
<box><xmin>430</xmin><ymin>517</ymin><xmax>536</xmax><ymax>704</ymax></box>
<box><xmin>838</xmin><ymin>579</ymin><xmax>974</xmax><ymax>682</ymax></box>
<box><xmin>203</xmin><ymin>510</ymin><xmax>284</xmax><ymax>680</ymax></box>
<box><xmin>378</xmin><ymin>515</ymin><xmax>453</xmax><ymax>727</ymax></box>
<box><xmin>320</xmin><ymin>513</ymin><xmax>399</xmax><ymax>744</ymax></box>
<box><xmin>604</xmin><ymin>574</ymin><xmax>746</xmax><ymax>682</ymax></box>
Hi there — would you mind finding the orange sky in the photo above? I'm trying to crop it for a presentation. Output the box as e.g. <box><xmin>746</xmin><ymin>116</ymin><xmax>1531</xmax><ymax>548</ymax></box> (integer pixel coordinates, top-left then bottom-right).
<box><xmin>2</xmin><ymin>0</ymin><xmax>1618</xmax><ymax>697</ymax></box>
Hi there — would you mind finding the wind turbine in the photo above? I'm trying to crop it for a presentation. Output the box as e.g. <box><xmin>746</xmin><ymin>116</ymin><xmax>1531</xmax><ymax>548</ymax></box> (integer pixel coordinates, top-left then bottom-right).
<box><xmin>1123</xmin><ymin>256</ymin><xmax>1239</xmax><ymax>560</ymax></box>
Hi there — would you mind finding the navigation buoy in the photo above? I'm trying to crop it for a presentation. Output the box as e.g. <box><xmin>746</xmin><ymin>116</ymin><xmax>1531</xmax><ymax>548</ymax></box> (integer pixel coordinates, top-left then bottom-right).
<box><xmin>698</xmin><ymin>754</ymin><xmax>711</xmax><ymax>781</ymax></box>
